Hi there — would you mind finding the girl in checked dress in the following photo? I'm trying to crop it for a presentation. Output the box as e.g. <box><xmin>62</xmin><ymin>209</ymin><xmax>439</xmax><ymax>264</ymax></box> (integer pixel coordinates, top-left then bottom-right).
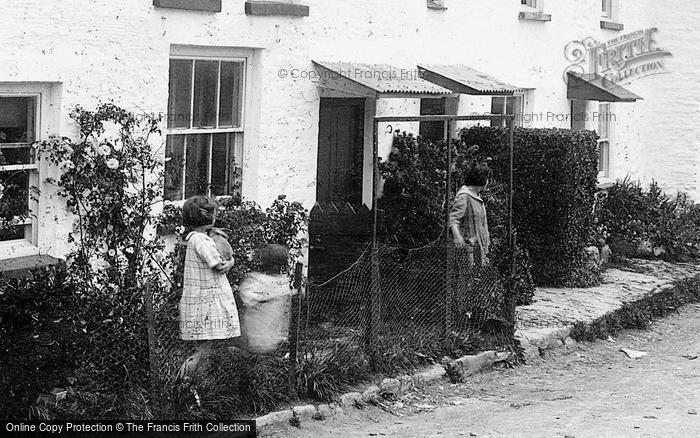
<box><xmin>177</xmin><ymin>195</ymin><xmax>240</xmax><ymax>378</ymax></box>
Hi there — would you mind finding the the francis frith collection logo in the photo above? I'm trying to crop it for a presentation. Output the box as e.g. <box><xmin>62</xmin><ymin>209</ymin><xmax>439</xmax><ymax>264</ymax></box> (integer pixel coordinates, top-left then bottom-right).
<box><xmin>564</xmin><ymin>28</ymin><xmax>672</xmax><ymax>84</ymax></box>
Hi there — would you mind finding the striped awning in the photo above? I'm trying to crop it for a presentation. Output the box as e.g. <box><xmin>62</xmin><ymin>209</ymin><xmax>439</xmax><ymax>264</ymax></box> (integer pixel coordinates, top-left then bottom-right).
<box><xmin>313</xmin><ymin>61</ymin><xmax>452</xmax><ymax>98</ymax></box>
<box><xmin>567</xmin><ymin>72</ymin><xmax>643</xmax><ymax>102</ymax></box>
<box><xmin>417</xmin><ymin>64</ymin><xmax>525</xmax><ymax>95</ymax></box>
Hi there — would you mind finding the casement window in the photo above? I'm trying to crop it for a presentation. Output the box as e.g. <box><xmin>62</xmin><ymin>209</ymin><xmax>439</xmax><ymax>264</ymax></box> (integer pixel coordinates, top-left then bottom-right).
<box><xmin>600</xmin><ymin>0</ymin><xmax>623</xmax><ymax>30</ymax></box>
<box><xmin>165</xmin><ymin>55</ymin><xmax>246</xmax><ymax>201</ymax></box>
<box><xmin>597</xmin><ymin>103</ymin><xmax>611</xmax><ymax>178</ymax></box>
<box><xmin>490</xmin><ymin>95</ymin><xmax>523</xmax><ymax>128</ymax></box>
<box><xmin>0</xmin><ymin>95</ymin><xmax>39</xmax><ymax>244</ymax></box>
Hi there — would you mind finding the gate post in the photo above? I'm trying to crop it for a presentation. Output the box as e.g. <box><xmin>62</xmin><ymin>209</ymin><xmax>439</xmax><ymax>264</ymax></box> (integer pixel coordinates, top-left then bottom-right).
<box><xmin>288</xmin><ymin>262</ymin><xmax>303</xmax><ymax>399</ymax></box>
<box><xmin>143</xmin><ymin>281</ymin><xmax>160</xmax><ymax>409</ymax></box>
<box><xmin>368</xmin><ymin>118</ymin><xmax>381</xmax><ymax>371</ymax></box>
<box><xmin>444</xmin><ymin>119</ymin><xmax>454</xmax><ymax>338</ymax></box>
<box><xmin>505</xmin><ymin>117</ymin><xmax>517</xmax><ymax>328</ymax></box>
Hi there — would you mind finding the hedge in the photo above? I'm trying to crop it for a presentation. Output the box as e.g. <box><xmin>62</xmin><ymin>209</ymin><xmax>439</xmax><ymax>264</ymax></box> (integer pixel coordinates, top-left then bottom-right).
<box><xmin>460</xmin><ymin>126</ymin><xmax>600</xmax><ymax>287</ymax></box>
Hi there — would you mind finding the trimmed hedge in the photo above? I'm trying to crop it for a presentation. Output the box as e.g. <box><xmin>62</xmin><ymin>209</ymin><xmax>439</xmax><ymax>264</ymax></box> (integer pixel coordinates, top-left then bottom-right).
<box><xmin>460</xmin><ymin>127</ymin><xmax>600</xmax><ymax>287</ymax></box>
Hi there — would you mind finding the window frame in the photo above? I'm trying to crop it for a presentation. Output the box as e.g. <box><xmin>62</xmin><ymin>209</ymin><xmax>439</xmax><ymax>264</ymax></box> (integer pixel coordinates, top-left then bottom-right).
<box><xmin>165</xmin><ymin>51</ymin><xmax>249</xmax><ymax>203</ymax></box>
<box><xmin>0</xmin><ymin>92</ymin><xmax>41</xmax><ymax>249</ymax></box>
<box><xmin>419</xmin><ymin>97</ymin><xmax>448</xmax><ymax>141</ymax></box>
<box><xmin>597</xmin><ymin>102</ymin><xmax>612</xmax><ymax>179</ymax></box>
<box><xmin>490</xmin><ymin>94</ymin><xmax>524</xmax><ymax>127</ymax></box>
<box><xmin>520</xmin><ymin>0</ymin><xmax>543</xmax><ymax>12</ymax></box>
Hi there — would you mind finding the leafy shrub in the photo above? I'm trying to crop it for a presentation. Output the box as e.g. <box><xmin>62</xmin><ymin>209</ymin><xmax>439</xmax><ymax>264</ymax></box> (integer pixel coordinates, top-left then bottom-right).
<box><xmin>378</xmin><ymin>131</ymin><xmax>535</xmax><ymax>303</ymax></box>
<box><xmin>30</xmin><ymin>103</ymin><xmax>168</xmax><ymax>416</ymax></box>
<box><xmin>0</xmin><ymin>266</ymin><xmax>78</xmax><ymax>419</ymax></box>
<box><xmin>460</xmin><ymin>126</ymin><xmax>600</xmax><ymax>287</ymax></box>
<box><xmin>596</xmin><ymin>177</ymin><xmax>700</xmax><ymax>261</ymax></box>
<box><xmin>37</xmin><ymin>103</ymin><xmax>167</xmax><ymax>293</ymax></box>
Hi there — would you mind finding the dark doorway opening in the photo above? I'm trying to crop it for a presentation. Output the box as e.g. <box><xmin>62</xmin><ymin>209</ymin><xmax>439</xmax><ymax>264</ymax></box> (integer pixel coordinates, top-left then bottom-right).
<box><xmin>316</xmin><ymin>98</ymin><xmax>365</xmax><ymax>204</ymax></box>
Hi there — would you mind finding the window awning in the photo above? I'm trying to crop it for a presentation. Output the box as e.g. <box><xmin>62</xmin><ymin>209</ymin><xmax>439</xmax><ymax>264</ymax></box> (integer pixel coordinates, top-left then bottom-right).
<box><xmin>567</xmin><ymin>72</ymin><xmax>642</xmax><ymax>102</ymax></box>
<box><xmin>313</xmin><ymin>61</ymin><xmax>452</xmax><ymax>98</ymax></box>
<box><xmin>417</xmin><ymin>64</ymin><xmax>525</xmax><ymax>95</ymax></box>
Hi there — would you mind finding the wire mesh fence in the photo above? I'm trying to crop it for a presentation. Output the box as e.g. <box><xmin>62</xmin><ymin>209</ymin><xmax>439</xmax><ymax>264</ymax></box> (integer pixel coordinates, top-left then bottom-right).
<box><xmin>298</xmin><ymin>240</ymin><xmax>515</xmax><ymax>381</ymax></box>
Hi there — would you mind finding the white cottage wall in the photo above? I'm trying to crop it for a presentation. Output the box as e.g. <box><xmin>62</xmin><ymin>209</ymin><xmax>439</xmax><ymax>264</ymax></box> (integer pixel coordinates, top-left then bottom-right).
<box><xmin>0</xmin><ymin>0</ymin><xmax>698</xmax><ymax>260</ymax></box>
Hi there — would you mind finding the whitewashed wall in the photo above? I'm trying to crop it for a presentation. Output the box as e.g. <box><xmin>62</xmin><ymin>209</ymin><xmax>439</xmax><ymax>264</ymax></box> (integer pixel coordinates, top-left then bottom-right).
<box><xmin>1</xmin><ymin>0</ymin><xmax>698</xmax><ymax>259</ymax></box>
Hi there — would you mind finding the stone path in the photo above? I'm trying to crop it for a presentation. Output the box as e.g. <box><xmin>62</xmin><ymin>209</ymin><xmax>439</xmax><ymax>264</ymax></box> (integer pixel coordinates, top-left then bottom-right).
<box><xmin>515</xmin><ymin>259</ymin><xmax>700</xmax><ymax>357</ymax></box>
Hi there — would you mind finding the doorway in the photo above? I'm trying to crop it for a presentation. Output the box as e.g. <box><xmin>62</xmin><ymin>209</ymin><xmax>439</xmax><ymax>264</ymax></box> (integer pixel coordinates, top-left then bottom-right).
<box><xmin>316</xmin><ymin>98</ymin><xmax>365</xmax><ymax>204</ymax></box>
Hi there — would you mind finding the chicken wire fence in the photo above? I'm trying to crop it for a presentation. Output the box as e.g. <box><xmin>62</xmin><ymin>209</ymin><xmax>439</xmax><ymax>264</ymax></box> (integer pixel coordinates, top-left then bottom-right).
<box><xmin>296</xmin><ymin>240</ymin><xmax>515</xmax><ymax>380</ymax></box>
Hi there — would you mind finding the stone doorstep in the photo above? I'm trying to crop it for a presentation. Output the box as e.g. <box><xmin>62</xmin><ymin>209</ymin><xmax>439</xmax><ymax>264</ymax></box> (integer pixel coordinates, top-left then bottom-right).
<box><xmin>256</xmin><ymin>355</ymin><xmax>501</xmax><ymax>430</ymax></box>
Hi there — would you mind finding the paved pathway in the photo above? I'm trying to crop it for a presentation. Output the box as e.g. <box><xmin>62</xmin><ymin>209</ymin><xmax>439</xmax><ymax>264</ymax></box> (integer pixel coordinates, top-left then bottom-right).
<box><xmin>264</xmin><ymin>303</ymin><xmax>700</xmax><ymax>437</ymax></box>
<box><xmin>515</xmin><ymin>260</ymin><xmax>700</xmax><ymax>356</ymax></box>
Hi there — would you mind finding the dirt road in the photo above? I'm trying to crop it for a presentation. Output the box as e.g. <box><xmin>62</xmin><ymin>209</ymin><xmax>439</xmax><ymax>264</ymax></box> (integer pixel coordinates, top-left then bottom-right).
<box><xmin>264</xmin><ymin>304</ymin><xmax>700</xmax><ymax>438</ymax></box>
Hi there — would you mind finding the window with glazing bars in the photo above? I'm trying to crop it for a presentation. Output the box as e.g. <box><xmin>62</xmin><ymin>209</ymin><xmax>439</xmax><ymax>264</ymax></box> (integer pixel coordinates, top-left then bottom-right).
<box><xmin>598</xmin><ymin>103</ymin><xmax>611</xmax><ymax>177</ymax></box>
<box><xmin>165</xmin><ymin>58</ymin><xmax>245</xmax><ymax>201</ymax></box>
<box><xmin>0</xmin><ymin>95</ymin><xmax>38</xmax><ymax>242</ymax></box>
<box><xmin>490</xmin><ymin>95</ymin><xmax>523</xmax><ymax>128</ymax></box>
<box><xmin>601</xmin><ymin>0</ymin><xmax>613</xmax><ymax>18</ymax></box>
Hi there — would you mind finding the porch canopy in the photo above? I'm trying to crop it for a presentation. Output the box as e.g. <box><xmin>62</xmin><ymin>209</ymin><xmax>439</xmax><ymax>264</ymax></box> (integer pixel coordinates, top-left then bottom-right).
<box><xmin>566</xmin><ymin>72</ymin><xmax>642</xmax><ymax>102</ymax></box>
<box><xmin>417</xmin><ymin>64</ymin><xmax>525</xmax><ymax>95</ymax></box>
<box><xmin>312</xmin><ymin>61</ymin><xmax>453</xmax><ymax>98</ymax></box>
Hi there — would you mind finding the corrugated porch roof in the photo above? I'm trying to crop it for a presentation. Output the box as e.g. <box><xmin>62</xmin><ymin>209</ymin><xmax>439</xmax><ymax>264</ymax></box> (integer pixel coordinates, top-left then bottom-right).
<box><xmin>418</xmin><ymin>64</ymin><xmax>526</xmax><ymax>95</ymax></box>
<box><xmin>313</xmin><ymin>61</ymin><xmax>453</xmax><ymax>97</ymax></box>
<box><xmin>567</xmin><ymin>72</ymin><xmax>643</xmax><ymax>102</ymax></box>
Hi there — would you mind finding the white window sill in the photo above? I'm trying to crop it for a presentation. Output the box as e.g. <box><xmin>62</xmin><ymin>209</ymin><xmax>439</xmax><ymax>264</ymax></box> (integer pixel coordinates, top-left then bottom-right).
<box><xmin>427</xmin><ymin>3</ymin><xmax>447</xmax><ymax>11</ymax></box>
<box><xmin>0</xmin><ymin>254</ymin><xmax>63</xmax><ymax>279</ymax></box>
<box><xmin>519</xmin><ymin>11</ymin><xmax>551</xmax><ymax>22</ymax></box>
<box><xmin>600</xmin><ymin>20</ymin><xmax>624</xmax><ymax>31</ymax></box>
<box><xmin>597</xmin><ymin>177</ymin><xmax>615</xmax><ymax>190</ymax></box>
<box><xmin>162</xmin><ymin>194</ymin><xmax>235</xmax><ymax>207</ymax></box>
<box><xmin>0</xmin><ymin>240</ymin><xmax>39</xmax><ymax>260</ymax></box>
